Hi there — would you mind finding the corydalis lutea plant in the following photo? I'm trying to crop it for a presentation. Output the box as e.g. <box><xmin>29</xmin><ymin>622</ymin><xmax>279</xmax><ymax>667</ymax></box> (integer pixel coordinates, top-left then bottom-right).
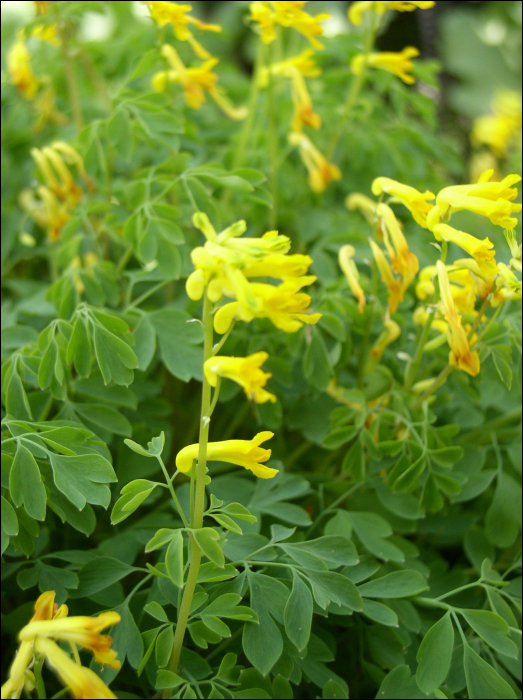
<box><xmin>1</xmin><ymin>0</ymin><xmax>522</xmax><ymax>699</ymax></box>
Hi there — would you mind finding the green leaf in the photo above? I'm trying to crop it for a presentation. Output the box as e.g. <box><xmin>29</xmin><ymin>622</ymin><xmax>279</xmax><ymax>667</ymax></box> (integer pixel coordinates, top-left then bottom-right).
<box><xmin>286</xmin><ymin>536</ymin><xmax>359</xmax><ymax>567</ymax></box>
<box><xmin>72</xmin><ymin>557</ymin><xmax>136</xmax><ymax>597</ymax></box>
<box><xmin>361</xmin><ymin>599</ymin><xmax>398</xmax><ymax>627</ymax></box>
<box><xmin>420</xmin><ymin>473</ymin><xmax>444</xmax><ymax>512</ymax></box>
<box><xmin>433</xmin><ymin>472</ymin><xmax>462</xmax><ymax>496</ymax></box>
<box><xmin>197</xmin><ymin>562</ymin><xmax>239</xmax><ymax>583</ymax></box>
<box><xmin>280</xmin><ymin>544</ymin><xmax>328</xmax><ymax>571</ymax></box>
<box><xmin>194</xmin><ymin>527</ymin><xmax>225</xmax><ymax>568</ymax></box>
<box><xmin>144</xmin><ymin>601</ymin><xmax>170</xmax><ymax>622</ymax></box>
<box><xmin>221</xmin><ymin>502</ymin><xmax>257</xmax><ymax>523</ymax></box>
<box><xmin>201</xmin><ymin>593</ymin><xmax>255</xmax><ymax>621</ymax></box>
<box><xmin>358</xmin><ymin>570</ymin><xmax>429</xmax><ymax>598</ymax></box>
<box><xmin>243</xmin><ymin>574</ymin><xmax>283</xmax><ymax>675</ymax></box>
<box><xmin>111</xmin><ymin>479</ymin><xmax>159</xmax><ymax>524</ymax></box>
<box><xmin>323</xmin><ymin>426</ymin><xmax>359</xmax><ymax>450</ymax></box>
<box><xmin>9</xmin><ymin>443</ymin><xmax>47</xmax><ymax>520</ymax></box>
<box><xmin>165</xmin><ymin>530</ymin><xmax>184</xmax><ymax>587</ymax></box>
<box><xmin>49</xmin><ymin>452</ymin><xmax>117</xmax><ymax>511</ymax></box>
<box><xmin>349</xmin><ymin>511</ymin><xmax>404</xmax><ymax>562</ymax></box>
<box><xmin>416</xmin><ymin>610</ymin><xmax>454</xmax><ymax>693</ymax></box>
<box><xmin>303</xmin><ymin>332</ymin><xmax>333</xmax><ymax>391</ymax></box>
<box><xmin>211</xmin><ymin>513</ymin><xmax>243</xmax><ymax>534</ymax></box>
<box><xmin>156</xmin><ymin>670</ymin><xmax>185</xmax><ymax>690</ymax></box>
<box><xmin>430</xmin><ymin>446</ymin><xmax>464</xmax><ymax>467</ymax></box>
<box><xmin>1</xmin><ymin>497</ymin><xmax>19</xmax><ymax>536</ymax></box>
<box><xmin>146</xmin><ymin>528</ymin><xmax>178</xmax><ymax>552</ymax></box>
<box><xmin>463</xmin><ymin>642</ymin><xmax>516</xmax><ymax>699</ymax></box>
<box><xmin>133</xmin><ymin>314</ymin><xmax>157</xmax><ymax>371</ymax></box>
<box><xmin>124</xmin><ymin>438</ymin><xmax>155</xmax><ymax>458</ymax></box>
<box><xmin>308</xmin><ymin>571</ymin><xmax>363</xmax><ymax>611</ymax></box>
<box><xmin>150</xmin><ymin>309</ymin><xmax>204</xmax><ymax>382</ymax></box>
<box><xmin>323</xmin><ymin>679</ymin><xmax>349</xmax><ymax>699</ymax></box>
<box><xmin>38</xmin><ymin>338</ymin><xmax>58</xmax><ymax>389</ymax></box>
<box><xmin>461</xmin><ymin>609</ymin><xmax>518</xmax><ymax>658</ymax></box>
<box><xmin>66</xmin><ymin>314</ymin><xmax>91</xmax><ymax>378</ymax></box>
<box><xmin>74</xmin><ymin>403</ymin><xmax>132</xmax><ymax>437</ymax></box>
<box><xmin>93</xmin><ymin>323</ymin><xmax>138</xmax><ymax>386</ymax></box>
<box><xmin>485</xmin><ymin>471</ymin><xmax>521</xmax><ymax>548</ymax></box>
<box><xmin>155</xmin><ymin>625</ymin><xmax>175</xmax><ymax>668</ymax></box>
<box><xmin>6</xmin><ymin>367</ymin><xmax>33</xmax><ymax>421</ymax></box>
<box><xmin>391</xmin><ymin>456</ymin><xmax>426</xmax><ymax>493</ymax></box>
<box><xmin>284</xmin><ymin>570</ymin><xmax>313</xmax><ymax>651</ymax></box>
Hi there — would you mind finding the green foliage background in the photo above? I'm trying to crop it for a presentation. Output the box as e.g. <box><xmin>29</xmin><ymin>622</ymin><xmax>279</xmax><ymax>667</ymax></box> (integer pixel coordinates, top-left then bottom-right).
<box><xmin>1</xmin><ymin>2</ymin><xmax>522</xmax><ymax>699</ymax></box>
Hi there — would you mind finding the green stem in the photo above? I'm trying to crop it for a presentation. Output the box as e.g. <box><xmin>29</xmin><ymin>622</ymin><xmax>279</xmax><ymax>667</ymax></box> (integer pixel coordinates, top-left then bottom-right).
<box><xmin>306</xmin><ymin>482</ymin><xmax>363</xmax><ymax>538</ymax></box>
<box><xmin>404</xmin><ymin>308</ymin><xmax>435</xmax><ymax>390</ymax></box>
<box><xmin>157</xmin><ymin>456</ymin><xmax>190</xmax><ymax>528</ymax></box>
<box><xmin>267</xmin><ymin>43</ymin><xmax>278</xmax><ymax>230</ymax></box>
<box><xmin>212</xmin><ymin>322</ymin><xmax>234</xmax><ymax>356</ymax></box>
<box><xmin>128</xmin><ymin>280</ymin><xmax>169</xmax><ymax>309</ymax></box>
<box><xmin>58</xmin><ymin>23</ymin><xmax>84</xmax><ymax>133</ymax></box>
<box><xmin>231</xmin><ymin>42</ymin><xmax>266</xmax><ymax>171</ymax></box>
<box><xmin>327</xmin><ymin>14</ymin><xmax>380</xmax><ymax>160</ymax></box>
<box><xmin>413</xmin><ymin>363</ymin><xmax>453</xmax><ymax>410</ymax></box>
<box><xmin>34</xmin><ymin>655</ymin><xmax>47</xmax><ymax>699</ymax></box>
<box><xmin>414</xmin><ymin>596</ymin><xmax>453</xmax><ymax>611</ymax></box>
<box><xmin>116</xmin><ymin>245</ymin><xmax>134</xmax><ymax>273</ymax></box>
<box><xmin>436</xmin><ymin>580</ymin><xmax>482</xmax><ymax>602</ymax></box>
<box><xmin>163</xmin><ymin>294</ymin><xmax>214</xmax><ymax>694</ymax></box>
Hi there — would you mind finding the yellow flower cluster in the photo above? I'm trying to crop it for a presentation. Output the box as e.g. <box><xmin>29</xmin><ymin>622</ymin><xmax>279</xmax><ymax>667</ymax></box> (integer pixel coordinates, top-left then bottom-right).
<box><xmin>348</xmin><ymin>1</ymin><xmax>435</xmax><ymax>26</ymax></box>
<box><xmin>147</xmin><ymin>3</ymin><xmax>246</xmax><ymax>119</ymax></box>
<box><xmin>1</xmin><ymin>591</ymin><xmax>120</xmax><ymax>700</ymax></box>
<box><xmin>250</xmin><ymin>1</ymin><xmax>330</xmax><ymax>49</ymax></box>
<box><xmin>472</xmin><ymin>90</ymin><xmax>522</xmax><ymax>158</ymax></box>
<box><xmin>186</xmin><ymin>212</ymin><xmax>321</xmax><ymax>334</ymax></box>
<box><xmin>20</xmin><ymin>142</ymin><xmax>92</xmax><ymax>241</ymax></box>
<box><xmin>204</xmin><ymin>352</ymin><xmax>276</xmax><ymax>404</ymax></box>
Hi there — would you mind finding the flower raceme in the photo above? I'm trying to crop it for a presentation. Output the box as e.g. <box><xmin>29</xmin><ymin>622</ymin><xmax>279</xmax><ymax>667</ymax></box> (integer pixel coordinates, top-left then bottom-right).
<box><xmin>338</xmin><ymin>245</ymin><xmax>366</xmax><ymax>313</ymax></box>
<box><xmin>152</xmin><ymin>45</ymin><xmax>247</xmax><ymax>119</ymax></box>
<box><xmin>1</xmin><ymin>591</ymin><xmax>120</xmax><ymax>700</ymax></box>
<box><xmin>7</xmin><ymin>34</ymin><xmax>39</xmax><ymax>99</ymax></box>
<box><xmin>348</xmin><ymin>1</ymin><xmax>435</xmax><ymax>26</ymax></box>
<box><xmin>433</xmin><ymin>223</ymin><xmax>498</xmax><ymax>278</ymax></box>
<box><xmin>176</xmin><ymin>432</ymin><xmax>278</xmax><ymax>478</ymax></box>
<box><xmin>369</xmin><ymin>239</ymin><xmax>404</xmax><ymax>313</ymax></box>
<box><xmin>250</xmin><ymin>1</ymin><xmax>330</xmax><ymax>49</ymax></box>
<box><xmin>471</xmin><ymin>90</ymin><xmax>522</xmax><ymax>158</ymax></box>
<box><xmin>351</xmin><ymin>47</ymin><xmax>419</xmax><ymax>85</ymax></box>
<box><xmin>435</xmin><ymin>171</ymin><xmax>522</xmax><ymax>230</ymax></box>
<box><xmin>371</xmin><ymin>176</ymin><xmax>435</xmax><ymax>228</ymax></box>
<box><xmin>437</xmin><ymin>261</ymin><xmax>480</xmax><ymax>377</ymax></box>
<box><xmin>142</xmin><ymin>0</ymin><xmax>221</xmax><ymax>59</ymax></box>
<box><xmin>288</xmin><ymin>132</ymin><xmax>342</xmax><ymax>193</ymax></box>
<box><xmin>204</xmin><ymin>352</ymin><xmax>276</xmax><ymax>404</ymax></box>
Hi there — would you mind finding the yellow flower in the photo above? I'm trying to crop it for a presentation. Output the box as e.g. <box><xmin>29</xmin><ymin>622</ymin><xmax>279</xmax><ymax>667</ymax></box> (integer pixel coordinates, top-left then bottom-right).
<box><xmin>176</xmin><ymin>431</ymin><xmax>278</xmax><ymax>478</ymax></box>
<box><xmin>204</xmin><ymin>352</ymin><xmax>276</xmax><ymax>404</ymax></box>
<box><xmin>413</xmin><ymin>306</ymin><xmax>448</xmax><ymax>336</ymax></box>
<box><xmin>36</xmin><ymin>186</ymin><xmax>72</xmax><ymax>241</ymax></box>
<box><xmin>7</xmin><ymin>36</ymin><xmax>39</xmax><ymax>100</ymax></box>
<box><xmin>339</xmin><ymin>245</ymin><xmax>366</xmax><ymax>313</ymax></box>
<box><xmin>35</xmin><ymin>637</ymin><xmax>117</xmax><ymax>699</ymax></box>
<box><xmin>351</xmin><ymin>47</ymin><xmax>419</xmax><ymax>85</ymax></box>
<box><xmin>348</xmin><ymin>1</ymin><xmax>434</xmax><ymax>25</ymax></box>
<box><xmin>288</xmin><ymin>132</ymin><xmax>341</xmax><ymax>193</ymax></box>
<box><xmin>433</xmin><ymin>223</ymin><xmax>498</xmax><ymax>277</ymax></box>
<box><xmin>345</xmin><ymin>192</ymin><xmax>377</xmax><ymax>224</ymax></box>
<box><xmin>153</xmin><ymin>46</ymin><xmax>247</xmax><ymax>119</ymax></box>
<box><xmin>369</xmin><ymin>239</ymin><xmax>404</xmax><ymax>312</ymax></box>
<box><xmin>33</xmin><ymin>78</ymin><xmax>68</xmax><ymax>134</ymax></box>
<box><xmin>471</xmin><ymin>90</ymin><xmax>522</xmax><ymax>157</ymax></box>
<box><xmin>31</xmin><ymin>142</ymin><xmax>91</xmax><ymax>206</ymax></box>
<box><xmin>370</xmin><ymin>318</ymin><xmax>401</xmax><ymax>361</ymax></box>
<box><xmin>436</xmin><ymin>171</ymin><xmax>522</xmax><ymax>229</ymax></box>
<box><xmin>377</xmin><ymin>203</ymin><xmax>419</xmax><ymax>288</ymax></box>
<box><xmin>496</xmin><ymin>263</ymin><xmax>522</xmax><ymax>301</ymax></box>
<box><xmin>31</xmin><ymin>23</ymin><xmax>61</xmax><ymax>46</ymax></box>
<box><xmin>259</xmin><ymin>50</ymin><xmax>321</xmax><ymax>84</ymax></box>
<box><xmin>243</xmin><ymin>253</ymin><xmax>313</xmax><ymax>278</ymax></box>
<box><xmin>142</xmin><ymin>0</ymin><xmax>221</xmax><ymax>59</ymax></box>
<box><xmin>371</xmin><ymin>176</ymin><xmax>435</xmax><ymax>228</ymax></box>
<box><xmin>214</xmin><ymin>278</ymin><xmax>321</xmax><ymax>334</ymax></box>
<box><xmin>250</xmin><ymin>1</ymin><xmax>329</xmax><ymax>49</ymax></box>
<box><xmin>437</xmin><ymin>261</ymin><xmax>480</xmax><ymax>376</ymax></box>
<box><xmin>34</xmin><ymin>1</ymin><xmax>51</xmax><ymax>14</ymax></box>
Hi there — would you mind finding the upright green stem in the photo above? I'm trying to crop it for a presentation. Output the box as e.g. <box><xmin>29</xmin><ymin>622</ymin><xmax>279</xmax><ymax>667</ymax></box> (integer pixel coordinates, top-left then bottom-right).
<box><xmin>58</xmin><ymin>24</ymin><xmax>84</xmax><ymax>133</ymax></box>
<box><xmin>404</xmin><ymin>308</ymin><xmax>435</xmax><ymax>390</ymax></box>
<box><xmin>157</xmin><ymin>456</ymin><xmax>189</xmax><ymax>528</ymax></box>
<box><xmin>267</xmin><ymin>43</ymin><xmax>278</xmax><ymax>229</ymax></box>
<box><xmin>327</xmin><ymin>14</ymin><xmax>380</xmax><ymax>159</ymax></box>
<box><xmin>33</xmin><ymin>656</ymin><xmax>47</xmax><ymax>699</ymax></box>
<box><xmin>163</xmin><ymin>294</ymin><xmax>214</xmax><ymax>694</ymax></box>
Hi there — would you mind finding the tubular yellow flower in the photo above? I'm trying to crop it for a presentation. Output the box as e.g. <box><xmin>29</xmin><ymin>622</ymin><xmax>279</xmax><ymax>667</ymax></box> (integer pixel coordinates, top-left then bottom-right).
<box><xmin>496</xmin><ymin>262</ymin><xmax>522</xmax><ymax>301</ymax></box>
<box><xmin>204</xmin><ymin>352</ymin><xmax>276</xmax><ymax>404</ymax></box>
<box><xmin>250</xmin><ymin>1</ymin><xmax>329</xmax><ymax>49</ymax></box>
<box><xmin>142</xmin><ymin>1</ymin><xmax>221</xmax><ymax>59</ymax></box>
<box><xmin>31</xmin><ymin>142</ymin><xmax>91</xmax><ymax>207</ymax></box>
<box><xmin>36</xmin><ymin>186</ymin><xmax>72</xmax><ymax>241</ymax></box>
<box><xmin>377</xmin><ymin>203</ymin><xmax>419</xmax><ymax>288</ymax></box>
<box><xmin>34</xmin><ymin>78</ymin><xmax>68</xmax><ymax>134</ymax></box>
<box><xmin>31</xmin><ymin>23</ymin><xmax>61</xmax><ymax>46</ymax></box>
<box><xmin>176</xmin><ymin>431</ymin><xmax>278</xmax><ymax>478</ymax></box>
<box><xmin>214</xmin><ymin>278</ymin><xmax>321</xmax><ymax>334</ymax></box>
<box><xmin>7</xmin><ymin>36</ymin><xmax>39</xmax><ymax>100</ymax></box>
<box><xmin>20</xmin><ymin>612</ymin><xmax>121</xmax><ymax>669</ymax></box>
<box><xmin>288</xmin><ymin>132</ymin><xmax>341</xmax><ymax>192</ymax></box>
<box><xmin>433</xmin><ymin>223</ymin><xmax>498</xmax><ymax>278</ymax></box>
<box><xmin>259</xmin><ymin>50</ymin><xmax>321</xmax><ymax>85</ymax></box>
<box><xmin>471</xmin><ymin>90</ymin><xmax>522</xmax><ymax>157</ymax></box>
<box><xmin>348</xmin><ymin>1</ymin><xmax>434</xmax><ymax>25</ymax></box>
<box><xmin>436</xmin><ymin>171</ymin><xmax>522</xmax><ymax>229</ymax></box>
<box><xmin>345</xmin><ymin>192</ymin><xmax>377</xmax><ymax>224</ymax></box>
<box><xmin>369</xmin><ymin>239</ymin><xmax>404</xmax><ymax>312</ymax></box>
<box><xmin>413</xmin><ymin>306</ymin><xmax>448</xmax><ymax>335</ymax></box>
<box><xmin>351</xmin><ymin>47</ymin><xmax>419</xmax><ymax>85</ymax></box>
<box><xmin>370</xmin><ymin>318</ymin><xmax>401</xmax><ymax>361</ymax></box>
<box><xmin>437</xmin><ymin>260</ymin><xmax>480</xmax><ymax>376</ymax></box>
<box><xmin>339</xmin><ymin>245</ymin><xmax>366</xmax><ymax>313</ymax></box>
<box><xmin>35</xmin><ymin>637</ymin><xmax>117</xmax><ymax>699</ymax></box>
<box><xmin>243</xmin><ymin>253</ymin><xmax>313</xmax><ymax>278</ymax></box>
<box><xmin>372</xmin><ymin>177</ymin><xmax>435</xmax><ymax>228</ymax></box>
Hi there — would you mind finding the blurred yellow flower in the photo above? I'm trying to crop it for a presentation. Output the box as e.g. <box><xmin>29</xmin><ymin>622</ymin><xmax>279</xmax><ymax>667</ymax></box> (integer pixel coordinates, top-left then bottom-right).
<box><xmin>377</xmin><ymin>203</ymin><xmax>419</xmax><ymax>288</ymax></box>
<box><xmin>372</xmin><ymin>176</ymin><xmax>435</xmax><ymax>228</ymax></box>
<box><xmin>34</xmin><ymin>1</ymin><xmax>52</xmax><ymax>14</ymax></box>
<box><xmin>288</xmin><ymin>132</ymin><xmax>342</xmax><ymax>192</ymax></box>
<box><xmin>204</xmin><ymin>352</ymin><xmax>276</xmax><ymax>403</ymax></box>
<box><xmin>348</xmin><ymin>1</ymin><xmax>434</xmax><ymax>26</ymax></box>
<box><xmin>370</xmin><ymin>318</ymin><xmax>401</xmax><ymax>361</ymax></box>
<box><xmin>250</xmin><ymin>1</ymin><xmax>329</xmax><ymax>49</ymax></box>
<box><xmin>142</xmin><ymin>0</ymin><xmax>221</xmax><ymax>59</ymax></box>
<box><xmin>496</xmin><ymin>262</ymin><xmax>522</xmax><ymax>301</ymax></box>
<box><xmin>369</xmin><ymin>238</ymin><xmax>404</xmax><ymax>312</ymax></box>
<box><xmin>471</xmin><ymin>91</ymin><xmax>522</xmax><ymax>158</ymax></box>
<box><xmin>7</xmin><ymin>35</ymin><xmax>39</xmax><ymax>100</ymax></box>
<box><xmin>176</xmin><ymin>432</ymin><xmax>278</xmax><ymax>478</ymax></box>
<box><xmin>436</xmin><ymin>171</ymin><xmax>522</xmax><ymax>229</ymax></box>
<box><xmin>345</xmin><ymin>192</ymin><xmax>377</xmax><ymax>224</ymax></box>
<box><xmin>243</xmin><ymin>253</ymin><xmax>313</xmax><ymax>278</ymax></box>
<box><xmin>351</xmin><ymin>47</ymin><xmax>419</xmax><ymax>85</ymax></box>
<box><xmin>339</xmin><ymin>244</ymin><xmax>366</xmax><ymax>313</ymax></box>
<box><xmin>437</xmin><ymin>261</ymin><xmax>480</xmax><ymax>376</ymax></box>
